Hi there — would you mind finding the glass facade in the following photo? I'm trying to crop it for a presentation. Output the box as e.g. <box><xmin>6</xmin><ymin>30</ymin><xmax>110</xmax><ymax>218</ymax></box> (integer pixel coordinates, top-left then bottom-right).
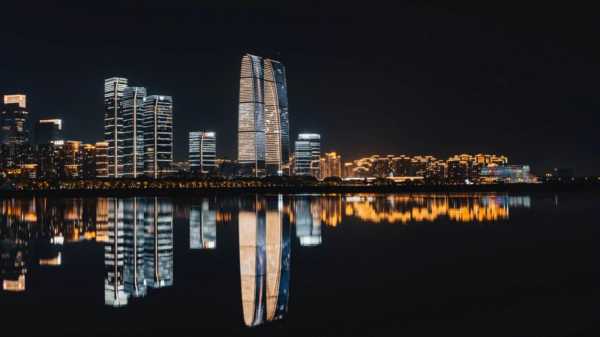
<box><xmin>238</xmin><ymin>54</ymin><xmax>266</xmax><ymax>176</ymax></box>
<box><xmin>263</xmin><ymin>59</ymin><xmax>290</xmax><ymax>175</ymax></box>
<box><xmin>1</xmin><ymin>96</ymin><xmax>29</xmax><ymax>147</ymax></box>
<box><xmin>143</xmin><ymin>95</ymin><xmax>173</xmax><ymax>178</ymax></box>
<box><xmin>34</xmin><ymin>119</ymin><xmax>62</xmax><ymax>145</ymax></box>
<box><xmin>104</xmin><ymin>77</ymin><xmax>128</xmax><ymax>178</ymax></box>
<box><xmin>189</xmin><ymin>131</ymin><xmax>216</xmax><ymax>174</ymax></box>
<box><xmin>294</xmin><ymin>133</ymin><xmax>320</xmax><ymax>177</ymax></box>
<box><xmin>238</xmin><ymin>54</ymin><xmax>290</xmax><ymax>176</ymax></box>
<box><xmin>121</xmin><ymin>87</ymin><xmax>146</xmax><ymax>178</ymax></box>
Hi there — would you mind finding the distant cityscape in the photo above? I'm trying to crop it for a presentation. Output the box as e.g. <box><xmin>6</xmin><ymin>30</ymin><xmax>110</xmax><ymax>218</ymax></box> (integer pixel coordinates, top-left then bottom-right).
<box><xmin>0</xmin><ymin>53</ymin><xmax>583</xmax><ymax>188</ymax></box>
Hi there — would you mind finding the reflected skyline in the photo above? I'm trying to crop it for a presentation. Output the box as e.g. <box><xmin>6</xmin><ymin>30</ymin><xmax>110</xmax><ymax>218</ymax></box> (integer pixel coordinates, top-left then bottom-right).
<box><xmin>0</xmin><ymin>193</ymin><xmax>532</xmax><ymax>323</ymax></box>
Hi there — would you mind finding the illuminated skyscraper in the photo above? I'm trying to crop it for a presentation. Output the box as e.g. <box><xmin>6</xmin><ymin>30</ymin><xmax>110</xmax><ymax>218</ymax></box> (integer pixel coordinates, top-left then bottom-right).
<box><xmin>1</xmin><ymin>94</ymin><xmax>29</xmax><ymax>146</ymax></box>
<box><xmin>238</xmin><ymin>54</ymin><xmax>290</xmax><ymax>176</ymax></box>
<box><xmin>189</xmin><ymin>131</ymin><xmax>217</xmax><ymax>174</ymax></box>
<box><xmin>263</xmin><ymin>59</ymin><xmax>290</xmax><ymax>175</ymax></box>
<box><xmin>121</xmin><ymin>87</ymin><xmax>146</xmax><ymax>178</ymax></box>
<box><xmin>143</xmin><ymin>95</ymin><xmax>173</xmax><ymax>178</ymax></box>
<box><xmin>104</xmin><ymin>77</ymin><xmax>128</xmax><ymax>178</ymax></box>
<box><xmin>34</xmin><ymin>119</ymin><xmax>63</xmax><ymax>145</ymax></box>
<box><xmin>294</xmin><ymin>133</ymin><xmax>320</xmax><ymax>177</ymax></box>
<box><xmin>239</xmin><ymin>195</ymin><xmax>290</xmax><ymax>327</ymax></box>
<box><xmin>144</xmin><ymin>197</ymin><xmax>173</xmax><ymax>288</ymax></box>
<box><xmin>238</xmin><ymin>54</ymin><xmax>266</xmax><ymax>176</ymax></box>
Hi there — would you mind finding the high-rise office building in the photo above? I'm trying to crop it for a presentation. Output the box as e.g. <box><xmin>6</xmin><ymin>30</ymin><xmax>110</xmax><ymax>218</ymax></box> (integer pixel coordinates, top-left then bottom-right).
<box><xmin>121</xmin><ymin>87</ymin><xmax>146</xmax><ymax>178</ymax></box>
<box><xmin>238</xmin><ymin>54</ymin><xmax>266</xmax><ymax>176</ymax></box>
<box><xmin>238</xmin><ymin>54</ymin><xmax>290</xmax><ymax>177</ymax></box>
<box><xmin>95</xmin><ymin>141</ymin><xmax>109</xmax><ymax>178</ymax></box>
<box><xmin>263</xmin><ymin>59</ymin><xmax>290</xmax><ymax>175</ymax></box>
<box><xmin>1</xmin><ymin>94</ymin><xmax>29</xmax><ymax>146</ymax></box>
<box><xmin>104</xmin><ymin>77</ymin><xmax>128</xmax><ymax>178</ymax></box>
<box><xmin>294</xmin><ymin>133</ymin><xmax>320</xmax><ymax>177</ymax></box>
<box><xmin>34</xmin><ymin>119</ymin><xmax>63</xmax><ymax>145</ymax></box>
<box><xmin>143</xmin><ymin>95</ymin><xmax>173</xmax><ymax>178</ymax></box>
<box><xmin>189</xmin><ymin>131</ymin><xmax>216</xmax><ymax>174</ymax></box>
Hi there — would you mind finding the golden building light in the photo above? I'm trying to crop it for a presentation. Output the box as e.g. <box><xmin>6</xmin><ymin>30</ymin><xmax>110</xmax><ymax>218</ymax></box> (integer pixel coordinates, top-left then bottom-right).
<box><xmin>4</xmin><ymin>94</ymin><xmax>26</xmax><ymax>108</ymax></box>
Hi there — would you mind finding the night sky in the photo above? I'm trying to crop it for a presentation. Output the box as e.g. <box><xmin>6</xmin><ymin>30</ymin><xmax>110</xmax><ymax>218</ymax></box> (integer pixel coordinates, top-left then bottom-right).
<box><xmin>0</xmin><ymin>1</ymin><xmax>597</xmax><ymax>175</ymax></box>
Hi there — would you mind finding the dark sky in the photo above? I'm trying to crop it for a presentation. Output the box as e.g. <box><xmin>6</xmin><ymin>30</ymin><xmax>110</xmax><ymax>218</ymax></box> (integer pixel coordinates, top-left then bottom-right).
<box><xmin>0</xmin><ymin>1</ymin><xmax>597</xmax><ymax>175</ymax></box>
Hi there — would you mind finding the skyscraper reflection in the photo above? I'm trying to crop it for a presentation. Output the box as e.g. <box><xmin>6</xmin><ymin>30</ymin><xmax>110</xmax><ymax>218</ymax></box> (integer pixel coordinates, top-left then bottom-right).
<box><xmin>123</xmin><ymin>198</ymin><xmax>146</xmax><ymax>298</ymax></box>
<box><xmin>239</xmin><ymin>195</ymin><xmax>291</xmax><ymax>327</ymax></box>
<box><xmin>292</xmin><ymin>196</ymin><xmax>322</xmax><ymax>246</ymax></box>
<box><xmin>189</xmin><ymin>198</ymin><xmax>217</xmax><ymax>250</ymax></box>
<box><xmin>104</xmin><ymin>198</ymin><xmax>127</xmax><ymax>307</ymax></box>
<box><xmin>103</xmin><ymin>197</ymin><xmax>174</xmax><ymax>307</ymax></box>
<box><xmin>144</xmin><ymin>197</ymin><xmax>174</xmax><ymax>289</ymax></box>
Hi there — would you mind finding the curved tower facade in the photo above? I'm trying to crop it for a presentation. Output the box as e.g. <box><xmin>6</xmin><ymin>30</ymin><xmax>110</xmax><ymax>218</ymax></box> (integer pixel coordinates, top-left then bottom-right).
<box><xmin>238</xmin><ymin>54</ymin><xmax>290</xmax><ymax>177</ymax></box>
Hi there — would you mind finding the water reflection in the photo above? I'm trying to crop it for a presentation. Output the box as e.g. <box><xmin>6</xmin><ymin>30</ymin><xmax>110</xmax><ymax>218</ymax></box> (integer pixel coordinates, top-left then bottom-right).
<box><xmin>104</xmin><ymin>197</ymin><xmax>174</xmax><ymax>307</ymax></box>
<box><xmin>190</xmin><ymin>199</ymin><xmax>217</xmax><ymax>250</ymax></box>
<box><xmin>239</xmin><ymin>195</ymin><xmax>291</xmax><ymax>326</ymax></box>
<box><xmin>0</xmin><ymin>193</ymin><xmax>532</xmax><ymax>324</ymax></box>
<box><xmin>343</xmin><ymin>194</ymin><xmax>531</xmax><ymax>224</ymax></box>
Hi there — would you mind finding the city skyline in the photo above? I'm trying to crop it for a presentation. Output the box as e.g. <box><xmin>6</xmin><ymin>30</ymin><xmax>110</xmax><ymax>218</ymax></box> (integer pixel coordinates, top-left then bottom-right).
<box><xmin>0</xmin><ymin>2</ymin><xmax>595</xmax><ymax>175</ymax></box>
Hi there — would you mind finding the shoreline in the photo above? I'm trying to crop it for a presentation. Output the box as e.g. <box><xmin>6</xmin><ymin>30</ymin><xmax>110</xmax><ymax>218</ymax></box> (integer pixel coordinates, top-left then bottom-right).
<box><xmin>0</xmin><ymin>182</ymin><xmax>597</xmax><ymax>197</ymax></box>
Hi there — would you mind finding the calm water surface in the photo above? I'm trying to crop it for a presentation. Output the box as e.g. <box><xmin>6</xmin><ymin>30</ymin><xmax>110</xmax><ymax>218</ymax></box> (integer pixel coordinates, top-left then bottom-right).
<box><xmin>0</xmin><ymin>193</ymin><xmax>594</xmax><ymax>336</ymax></box>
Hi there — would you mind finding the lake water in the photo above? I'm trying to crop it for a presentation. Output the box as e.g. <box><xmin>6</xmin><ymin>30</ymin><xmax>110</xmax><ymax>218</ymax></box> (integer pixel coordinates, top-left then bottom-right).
<box><xmin>0</xmin><ymin>193</ymin><xmax>594</xmax><ymax>336</ymax></box>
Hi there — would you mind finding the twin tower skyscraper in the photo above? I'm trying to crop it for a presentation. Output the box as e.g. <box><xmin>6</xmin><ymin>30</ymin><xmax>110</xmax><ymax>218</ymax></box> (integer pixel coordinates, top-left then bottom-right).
<box><xmin>104</xmin><ymin>78</ymin><xmax>173</xmax><ymax>178</ymax></box>
<box><xmin>238</xmin><ymin>54</ymin><xmax>291</xmax><ymax>177</ymax></box>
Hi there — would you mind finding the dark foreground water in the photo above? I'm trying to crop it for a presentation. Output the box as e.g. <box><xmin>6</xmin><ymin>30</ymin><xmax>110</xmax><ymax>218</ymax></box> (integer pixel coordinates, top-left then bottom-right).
<box><xmin>0</xmin><ymin>193</ymin><xmax>594</xmax><ymax>336</ymax></box>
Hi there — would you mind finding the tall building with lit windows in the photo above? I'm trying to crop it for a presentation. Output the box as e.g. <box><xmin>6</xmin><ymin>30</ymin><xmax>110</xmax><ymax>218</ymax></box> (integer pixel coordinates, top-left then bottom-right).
<box><xmin>104</xmin><ymin>77</ymin><xmax>128</xmax><ymax>178</ymax></box>
<box><xmin>1</xmin><ymin>94</ymin><xmax>29</xmax><ymax>146</ymax></box>
<box><xmin>263</xmin><ymin>58</ymin><xmax>290</xmax><ymax>175</ymax></box>
<box><xmin>121</xmin><ymin>87</ymin><xmax>146</xmax><ymax>178</ymax></box>
<box><xmin>238</xmin><ymin>54</ymin><xmax>266</xmax><ymax>176</ymax></box>
<box><xmin>294</xmin><ymin>133</ymin><xmax>320</xmax><ymax>177</ymax></box>
<box><xmin>34</xmin><ymin>119</ymin><xmax>63</xmax><ymax>145</ymax></box>
<box><xmin>143</xmin><ymin>95</ymin><xmax>173</xmax><ymax>178</ymax></box>
<box><xmin>238</xmin><ymin>54</ymin><xmax>290</xmax><ymax>177</ymax></box>
<box><xmin>189</xmin><ymin>131</ymin><xmax>217</xmax><ymax>174</ymax></box>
